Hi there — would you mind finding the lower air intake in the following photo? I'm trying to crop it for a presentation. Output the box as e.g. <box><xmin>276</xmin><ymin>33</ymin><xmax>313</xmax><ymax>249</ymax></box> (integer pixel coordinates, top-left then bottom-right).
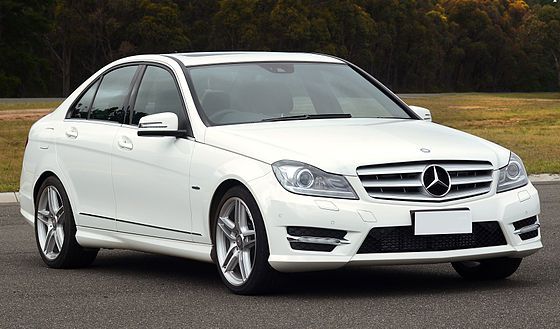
<box><xmin>513</xmin><ymin>216</ymin><xmax>539</xmax><ymax>240</ymax></box>
<box><xmin>287</xmin><ymin>226</ymin><xmax>347</xmax><ymax>252</ymax></box>
<box><xmin>358</xmin><ymin>221</ymin><xmax>506</xmax><ymax>254</ymax></box>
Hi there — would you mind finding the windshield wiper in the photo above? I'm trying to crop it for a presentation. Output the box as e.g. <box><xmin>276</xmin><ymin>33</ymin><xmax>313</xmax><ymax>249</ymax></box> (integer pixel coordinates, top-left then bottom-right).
<box><xmin>369</xmin><ymin>116</ymin><xmax>413</xmax><ymax>120</ymax></box>
<box><xmin>260</xmin><ymin>113</ymin><xmax>352</xmax><ymax>122</ymax></box>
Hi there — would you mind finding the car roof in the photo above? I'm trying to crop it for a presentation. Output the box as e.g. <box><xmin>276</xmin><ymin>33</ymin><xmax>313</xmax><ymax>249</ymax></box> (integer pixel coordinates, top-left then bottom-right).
<box><xmin>165</xmin><ymin>51</ymin><xmax>345</xmax><ymax>67</ymax></box>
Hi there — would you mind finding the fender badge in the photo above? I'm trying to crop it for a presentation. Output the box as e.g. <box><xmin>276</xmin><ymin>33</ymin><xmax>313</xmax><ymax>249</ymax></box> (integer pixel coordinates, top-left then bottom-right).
<box><xmin>420</xmin><ymin>148</ymin><xmax>431</xmax><ymax>153</ymax></box>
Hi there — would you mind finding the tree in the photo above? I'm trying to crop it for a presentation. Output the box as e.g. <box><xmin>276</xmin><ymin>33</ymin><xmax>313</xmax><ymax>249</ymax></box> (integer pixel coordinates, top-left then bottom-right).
<box><xmin>45</xmin><ymin>0</ymin><xmax>92</xmax><ymax>96</ymax></box>
<box><xmin>520</xmin><ymin>3</ymin><xmax>560</xmax><ymax>90</ymax></box>
<box><xmin>1</xmin><ymin>0</ymin><xmax>558</xmax><ymax>96</ymax></box>
<box><xmin>46</xmin><ymin>0</ymin><xmax>190</xmax><ymax>96</ymax></box>
<box><xmin>210</xmin><ymin>0</ymin><xmax>270</xmax><ymax>50</ymax></box>
<box><xmin>0</xmin><ymin>0</ymin><xmax>51</xmax><ymax>97</ymax></box>
<box><xmin>536</xmin><ymin>5</ymin><xmax>560</xmax><ymax>89</ymax></box>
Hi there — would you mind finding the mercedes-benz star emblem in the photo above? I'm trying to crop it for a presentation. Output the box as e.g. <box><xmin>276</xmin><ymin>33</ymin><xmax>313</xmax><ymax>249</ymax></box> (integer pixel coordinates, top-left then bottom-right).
<box><xmin>421</xmin><ymin>165</ymin><xmax>451</xmax><ymax>197</ymax></box>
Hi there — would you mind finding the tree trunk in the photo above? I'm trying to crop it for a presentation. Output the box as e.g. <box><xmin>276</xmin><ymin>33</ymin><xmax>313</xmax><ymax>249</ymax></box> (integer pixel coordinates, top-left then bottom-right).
<box><xmin>45</xmin><ymin>36</ymin><xmax>72</xmax><ymax>97</ymax></box>
<box><xmin>61</xmin><ymin>44</ymin><xmax>71</xmax><ymax>97</ymax></box>
<box><xmin>554</xmin><ymin>53</ymin><xmax>560</xmax><ymax>91</ymax></box>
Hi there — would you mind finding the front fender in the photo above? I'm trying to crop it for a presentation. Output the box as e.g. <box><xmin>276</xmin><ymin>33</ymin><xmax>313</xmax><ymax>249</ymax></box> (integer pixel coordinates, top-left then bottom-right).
<box><xmin>189</xmin><ymin>143</ymin><xmax>271</xmax><ymax>244</ymax></box>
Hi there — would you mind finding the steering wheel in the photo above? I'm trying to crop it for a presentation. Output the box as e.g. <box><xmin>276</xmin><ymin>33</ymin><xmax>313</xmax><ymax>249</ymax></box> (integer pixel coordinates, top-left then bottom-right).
<box><xmin>209</xmin><ymin>109</ymin><xmax>241</xmax><ymax>123</ymax></box>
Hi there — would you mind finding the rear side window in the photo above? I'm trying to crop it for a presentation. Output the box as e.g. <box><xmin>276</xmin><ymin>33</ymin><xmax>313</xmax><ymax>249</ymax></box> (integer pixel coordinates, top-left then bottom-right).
<box><xmin>132</xmin><ymin>66</ymin><xmax>184</xmax><ymax>125</ymax></box>
<box><xmin>90</xmin><ymin>66</ymin><xmax>138</xmax><ymax>123</ymax></box>
<box><xmin>68</xmin><ymin>80</ymin><xmax>99</xmax><ymax>119</ymax></box>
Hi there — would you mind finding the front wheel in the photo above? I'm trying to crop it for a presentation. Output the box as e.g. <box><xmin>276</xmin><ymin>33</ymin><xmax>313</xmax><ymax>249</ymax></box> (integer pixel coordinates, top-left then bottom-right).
<box><xmin>213</xmin><ymin>186</ymin><xmax>276</xmax><ymax>294</ymax></box>
<box><xmin>34</xmin><ymin>176</ymin><xmax>98</xmax><ymax>268</ymax></box>
<box><xmin>451</xmin><ymin>257</ymin><xmax>522</xmax><ymax>280</ymax></box>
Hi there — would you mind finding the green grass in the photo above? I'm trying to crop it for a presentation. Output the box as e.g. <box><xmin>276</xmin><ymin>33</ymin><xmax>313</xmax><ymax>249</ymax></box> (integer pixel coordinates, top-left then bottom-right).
<box><xmin>0</xmin><ymin>93</ymin><xmax>558</xmax><ymax>192</ymax></box>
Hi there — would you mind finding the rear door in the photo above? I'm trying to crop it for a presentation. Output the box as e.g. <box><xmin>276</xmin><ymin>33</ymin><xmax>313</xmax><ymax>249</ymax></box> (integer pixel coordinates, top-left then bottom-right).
<box><xmin>57</xmin><ymin>65</ymin><xmax>139</xmax><ymax>230</ymax></box>
<box><xmin>111</xmin><ymin>64</ymin><xmax>195</xmax><ymax>240</ymax></box>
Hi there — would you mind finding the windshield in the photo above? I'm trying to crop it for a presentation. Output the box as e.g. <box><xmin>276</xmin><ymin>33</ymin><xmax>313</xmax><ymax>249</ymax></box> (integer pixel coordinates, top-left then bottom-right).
<box><xmin>187</xmin><ymin>62</ymin><xmax>413</xmax><ymax>126</ymax></box>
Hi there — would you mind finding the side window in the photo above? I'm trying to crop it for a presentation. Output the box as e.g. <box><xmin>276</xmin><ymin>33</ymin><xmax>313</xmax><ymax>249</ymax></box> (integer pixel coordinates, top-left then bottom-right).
<box><xmin>132</xmin><ymin>66</ymin><xmax>184</xmax><ymax>125</ymax></box>
<box><xmin>68</xmin><ymin>80</ymin><xmax>99</xmax><ymax>119</ymax></box>
<box><xmin>90</xmin><ymin>66</ymin><xmax>138</xmax><ymax>123</ymax></box>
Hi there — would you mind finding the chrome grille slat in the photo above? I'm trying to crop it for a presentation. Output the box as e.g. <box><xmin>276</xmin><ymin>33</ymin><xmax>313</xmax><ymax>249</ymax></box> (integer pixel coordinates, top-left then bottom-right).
<box><xmin>357</xmin><ymin>165</ymin><xmax>425</xmax><ymax>176</ymax></box>
<box><xmin>450</xmin><ymin>175</ymin><xmax>493</xmax><ymax>185</ymax></box>
<box><xmin>441</xmin><ymin>164</ymin><xmax>494</xmax><ymax>172</ymax></box>
<box><xmin>361</xmin><ymin>178</ymin><xmax>422</xmax><ymax>188</ymax></box>
<box><xmin>366</xmin><ymin>186</ymin><xmax>491</xmax><ymax>202</ymax></box>
<box><xmin>357</xmin><ymin>161</ymin><xmax>494</xmax><ymax>202</ymax></box>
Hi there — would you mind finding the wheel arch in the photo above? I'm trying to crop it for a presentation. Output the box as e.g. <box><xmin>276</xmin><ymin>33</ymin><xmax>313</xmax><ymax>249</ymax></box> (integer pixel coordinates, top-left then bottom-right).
<box><xmin>33</xmin><ymin>171</ymin><xmax>59</xmax><ymax>206</ymax></box>
<box><xmin>32</xmin><ymin>170</ymin><xmax>77</xmax><ymax>220</ymax></box>
<box><xmin>208</xmin><ymin>179</ymin><xmax>248</xmax><ymax>242</ymax></box>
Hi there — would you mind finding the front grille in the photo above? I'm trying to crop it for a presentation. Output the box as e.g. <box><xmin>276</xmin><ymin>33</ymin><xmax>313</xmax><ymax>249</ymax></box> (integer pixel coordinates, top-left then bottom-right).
<box><xmin>357</xmin><ymin>221</ymin><xmax>506</xmax><ymax>254</ymax></box>
<box><xmin>513</xmin><ymin>216</ymin><xmax>539</xmax><ymax>240</ymax></box>
<box><xmin>357</xmin><ymin>160</ymin><xmax>494</xmax><ymax>202</ymax></box>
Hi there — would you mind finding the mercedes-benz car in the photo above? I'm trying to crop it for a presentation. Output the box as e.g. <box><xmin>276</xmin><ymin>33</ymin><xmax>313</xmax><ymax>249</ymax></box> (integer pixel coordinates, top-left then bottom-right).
<box><xmin>19</xmin><ymin>52</ymin><xmax>542</xmax><ymax>294</ymax></box>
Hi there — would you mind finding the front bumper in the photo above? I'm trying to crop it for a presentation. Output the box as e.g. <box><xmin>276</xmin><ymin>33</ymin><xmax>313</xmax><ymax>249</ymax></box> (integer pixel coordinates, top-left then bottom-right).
<box><xmin>249</xmin><ymin>172</ymin><xmax>542</xmax><ymax>272</ymax></box>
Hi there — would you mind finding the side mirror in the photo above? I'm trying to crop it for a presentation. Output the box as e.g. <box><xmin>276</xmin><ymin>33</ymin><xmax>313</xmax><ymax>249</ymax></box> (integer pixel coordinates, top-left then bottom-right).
<box><xmin>409</xmin><ymin>106</ymin><xmax>432</xmax><ymax>122</ymax></box>
<box><xmin>137</xmin><ymin>112</ymin><xmax>187</xmax><ymax>137</ymax></box>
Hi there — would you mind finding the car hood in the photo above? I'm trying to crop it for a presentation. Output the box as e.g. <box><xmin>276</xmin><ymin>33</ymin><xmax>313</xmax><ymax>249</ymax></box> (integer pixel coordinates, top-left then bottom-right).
<box><xmin>203</xmin><ymin>118</ymin><xmax>510</xmax><ymax>176</ymax></box>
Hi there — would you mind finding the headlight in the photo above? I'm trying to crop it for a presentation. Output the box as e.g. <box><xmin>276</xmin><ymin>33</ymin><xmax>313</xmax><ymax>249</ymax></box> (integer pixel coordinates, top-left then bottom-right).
<box><xmin>272</xmin><ymin>160</ymin><xmax>358</xmax><ymax>199</ymax></box>
<box><xmin>497</xmin><ymin>152</ymin><xmax>528</xmax><ymax>193</ymax></box>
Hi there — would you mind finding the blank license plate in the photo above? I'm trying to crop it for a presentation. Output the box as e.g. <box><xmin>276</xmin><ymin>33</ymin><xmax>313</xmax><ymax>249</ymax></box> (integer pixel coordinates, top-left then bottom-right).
<box><xmin>414</xmin><ymin>210</ymin><xmax>472</xmax><ymax>235</ymax></box>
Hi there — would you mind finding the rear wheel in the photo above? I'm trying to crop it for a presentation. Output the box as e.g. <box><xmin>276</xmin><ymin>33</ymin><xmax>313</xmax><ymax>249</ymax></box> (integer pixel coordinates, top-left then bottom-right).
<box><xmin>213</xmin><ymin>186</ymin><xmax>276</xmax><ymax>294</ymax></box>
<box><xmin>35</xmin><ymin>176</ymin><xmax>98</xmax><ymax>268</ymax></box>
<box><xmin>451</xmin><ymin>257</ymin><xmax>522</xmax><ymax>280</ymax></box>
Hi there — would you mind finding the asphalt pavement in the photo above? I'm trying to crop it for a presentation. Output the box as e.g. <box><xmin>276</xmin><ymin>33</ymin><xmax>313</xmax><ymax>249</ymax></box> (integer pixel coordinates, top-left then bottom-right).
<box><xmin>1</xmin><ymin>183</ymin><xmax>558</xmax><ymax>328</ymax></box>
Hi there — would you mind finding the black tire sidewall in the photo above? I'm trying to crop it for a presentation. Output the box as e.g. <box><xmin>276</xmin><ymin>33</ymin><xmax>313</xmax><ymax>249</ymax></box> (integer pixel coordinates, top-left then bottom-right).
<box><xmin>452</xmin><ymin>257</ymin><xmax>522</xmax><ymax>280</ymax></box>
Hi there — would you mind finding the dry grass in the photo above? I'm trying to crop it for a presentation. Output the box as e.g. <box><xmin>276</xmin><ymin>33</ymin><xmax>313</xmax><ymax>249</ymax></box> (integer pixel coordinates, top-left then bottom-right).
<box><xmin>0</xmin><ymin>104</ymin><xmax>58</xmax><ymax>191</ymax></box>
<box><xmin>0</xmin><ymin>101</ymin><xmax>62</xmax><ymax>111</ymax></box>
<box><xmin>404</xmin><ymin>93</ymin><xmax>560</xmax><ymax>174</ymax></box>
<box><xmin>0</xmin><ymin>93</ymin><xmax>559</xmax><ymax>192</ymax></box>
<box><xmin>0</xmin><ymin>118</ymin><xmax>40</xmax><ymax>192</ymax></box>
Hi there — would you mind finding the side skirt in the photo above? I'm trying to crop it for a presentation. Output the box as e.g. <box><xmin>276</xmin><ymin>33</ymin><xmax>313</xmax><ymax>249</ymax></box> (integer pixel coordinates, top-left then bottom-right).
<box><xmin>75</xmin><ymin>225</ymin><xmax>214</xmax><ymax>263</ymax></box>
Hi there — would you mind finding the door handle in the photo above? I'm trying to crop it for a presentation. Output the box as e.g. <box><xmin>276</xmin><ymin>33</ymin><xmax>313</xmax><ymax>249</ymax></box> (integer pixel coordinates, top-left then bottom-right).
<box><xmin>118</xmin><ymin>136</ymin><xmax>133</xmax><ymax>150</ymax></box>
<box><xmin>65</xmin><ymin>127</ymin><xmax>78</xmax><ymax>139</ymax></box>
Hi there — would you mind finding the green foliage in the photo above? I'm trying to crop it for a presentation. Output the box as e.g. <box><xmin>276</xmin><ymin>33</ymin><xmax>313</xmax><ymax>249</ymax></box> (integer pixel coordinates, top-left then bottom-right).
<box><xmin>0</xmin><ymin>0</ymin><xmax>51</xmax><ymax>97</ymax></box>
<box><xmin>1</xmin><ymin>0</ymin><xmax>559</xmax><ymax>96</ymax></box>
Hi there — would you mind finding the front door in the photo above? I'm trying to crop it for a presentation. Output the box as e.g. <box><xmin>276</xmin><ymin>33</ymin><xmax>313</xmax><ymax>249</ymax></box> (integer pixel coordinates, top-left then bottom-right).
<box><xmin>111</xmin><ymin>64</ymin><xmax>194</xmax><ymax>240</ymax></box>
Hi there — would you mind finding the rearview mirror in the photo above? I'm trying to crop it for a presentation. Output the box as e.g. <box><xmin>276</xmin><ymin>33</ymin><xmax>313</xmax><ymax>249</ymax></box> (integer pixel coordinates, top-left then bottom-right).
<box><xmin>409</xmin><ymin>106</ymin><xmax>432</xmax><ymax>122</ymax></box>
<box><xmin>137</xmin><ymin>112</ymin><xmax>187</xmax><ymax>137</ymax></box>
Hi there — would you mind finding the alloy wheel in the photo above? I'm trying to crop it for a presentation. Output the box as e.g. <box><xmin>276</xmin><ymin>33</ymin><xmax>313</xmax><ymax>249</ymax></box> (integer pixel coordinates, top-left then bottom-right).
<box><xmin>36</xmin><ymin>186</ymin><xmax>65</xmax><ymax>260</ymax></box>
<box><xmin>215</xmin><ymin>197</ymin><xmax>257</xmax><ymax>286</ymax></box>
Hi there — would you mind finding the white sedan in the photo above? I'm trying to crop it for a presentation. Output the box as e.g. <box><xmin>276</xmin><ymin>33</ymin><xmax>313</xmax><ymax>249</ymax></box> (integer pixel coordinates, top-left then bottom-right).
<box><xmin>19</xmin><ymin>52</ymin><xmax>542</xmax><ymax>294</ymax></box>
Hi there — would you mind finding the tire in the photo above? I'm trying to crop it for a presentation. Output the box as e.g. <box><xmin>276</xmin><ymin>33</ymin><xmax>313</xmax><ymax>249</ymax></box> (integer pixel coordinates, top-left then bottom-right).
<box><xmin>34</xmin><ymin>176</ymin><xmax>98</xmax><ymax>268</ymax></box>
<box><xmin>451</xmin><ymin>257</ymin><xmax>522</xmax><ymax>280</ymax></box>
<box><xmin>212</xmin><ymin>186</ymin><xmax>277</xmax><ymax>294</ymax></box>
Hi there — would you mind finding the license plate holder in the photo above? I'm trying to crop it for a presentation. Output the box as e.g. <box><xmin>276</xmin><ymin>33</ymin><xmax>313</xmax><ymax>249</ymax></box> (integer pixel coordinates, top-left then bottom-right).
<box><xmin>412</xmin><ymin>209</ymin><xmax>472</xmax><ymax>235</ymax></box>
